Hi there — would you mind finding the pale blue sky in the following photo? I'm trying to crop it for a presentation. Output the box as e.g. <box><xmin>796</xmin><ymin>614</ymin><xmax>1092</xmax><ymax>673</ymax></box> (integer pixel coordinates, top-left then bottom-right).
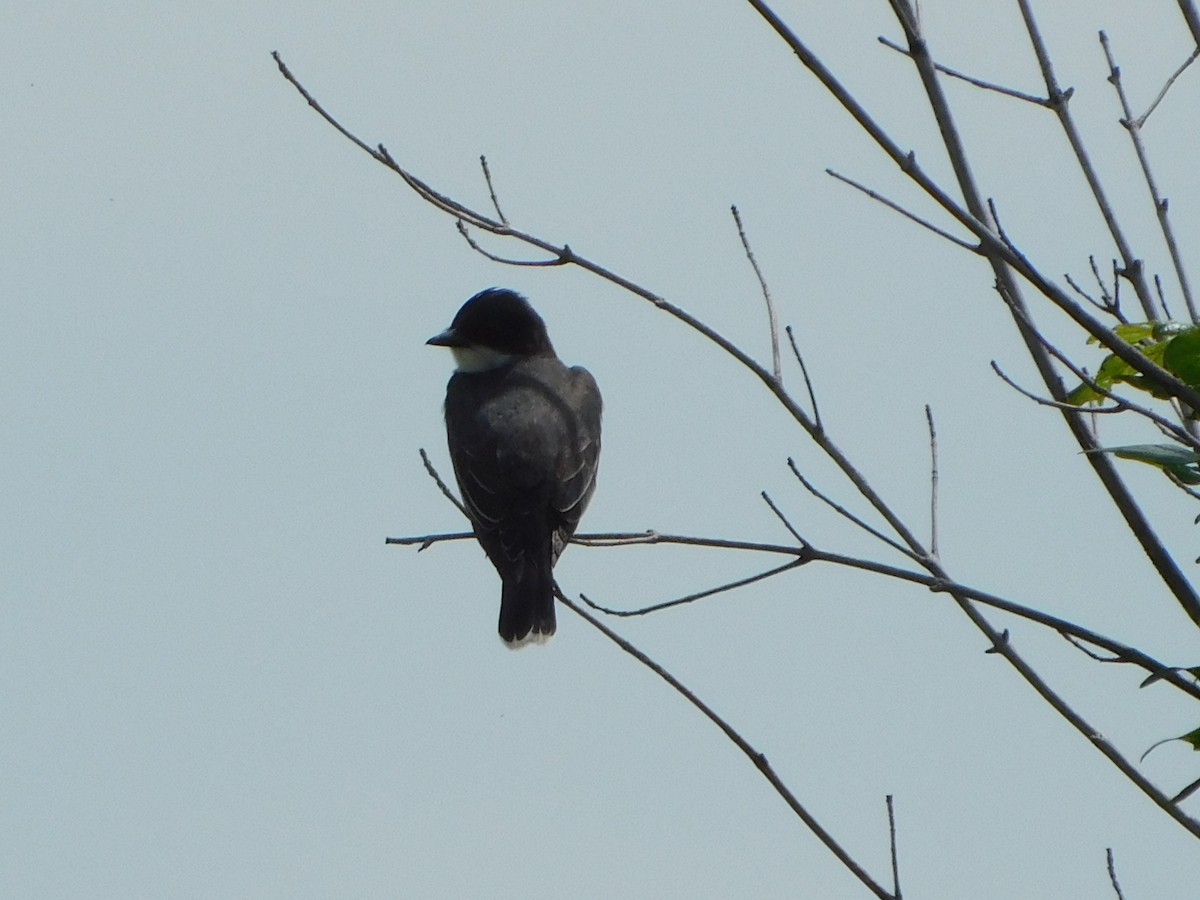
<box><xmin>5</xmin><ymin>2</ymin><xmax>1200</xmax><ymax>897</ymax></box>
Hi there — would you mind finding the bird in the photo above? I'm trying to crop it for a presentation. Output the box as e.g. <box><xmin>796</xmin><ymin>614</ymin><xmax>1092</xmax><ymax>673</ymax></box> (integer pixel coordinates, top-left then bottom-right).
<box><xmin>428</xmin><ymin>288</ymin><xmax>602</xmax><ymax>646</ymax></box>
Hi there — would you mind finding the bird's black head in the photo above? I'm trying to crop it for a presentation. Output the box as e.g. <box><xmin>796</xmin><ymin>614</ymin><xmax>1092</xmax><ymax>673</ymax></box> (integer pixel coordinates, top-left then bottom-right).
<box><xmin>427</xmin><ymin>288</ymin><xmax>555</xmax><ymax>371</ymax></box>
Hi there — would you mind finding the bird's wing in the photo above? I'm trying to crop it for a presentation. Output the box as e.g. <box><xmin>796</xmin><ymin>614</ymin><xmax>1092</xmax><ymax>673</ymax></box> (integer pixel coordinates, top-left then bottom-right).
<box><xmin>551</xmin><ymin>365</ymin><xmax>603</xmax><ymax>556</ymax></box>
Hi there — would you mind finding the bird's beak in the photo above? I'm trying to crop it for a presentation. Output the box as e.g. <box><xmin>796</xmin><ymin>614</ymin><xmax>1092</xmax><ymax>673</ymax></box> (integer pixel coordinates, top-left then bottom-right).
<box><xmin>426</xmin><ymin>327</ymin><xmax>461</xmax><ymax>347</ymax></box>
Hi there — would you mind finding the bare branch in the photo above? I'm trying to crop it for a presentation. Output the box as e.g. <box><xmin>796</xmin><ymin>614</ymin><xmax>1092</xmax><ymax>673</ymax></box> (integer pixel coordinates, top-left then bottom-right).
<box><xmin>281</xmin><ymin>24</ymin><xmax>1200</xmax><ymax>845</ymax></box>
<box><xmin>1180</xmin><ymin>0</ymin><xmax>1200</xmax><ymax>46</ymax></box>
<box><xmin>407</xmin><ymin>440</ymin><xmax>888</xmax><ymax>893</ymax></box>
<box><xmin>419</xmin><ymin>447</ymin><xmax>467</xmax><ymax>517</ymax></box>
<box><xmin>577</xmin><ymin>557</ymin><xmax>806</xmax><ymax>617</ymax></box>
<box><xmin>272</xmin><ymin>50</ymin><xmax>382</xmax><ymax>160</ymax></box>
<box><xmin>389</xmin><ymin>520</ymin><xmax>1200</xmax><ymax>704</ymax></box>
<box><xmin>864</xmin><ymin>5</ymin><xmax>1200</xmax><ymax>625</ymax></box>
<box><xmin>878</xmin><ymin>34</ymin><xmax>1051</xmax><ymax>106</ymax></box>
<box><xmin>853</xmin><ymin>4</ymin><xmax>1200</xmax><ymax>826</ymax></box>
<box><xmin>456</xmin><ymin>220</ymin><xmax>567</xmax><ymax>266</ymax></box>
<box><xmin>992</xmin><ymin>296</ymin><xmax>1200</xmax><ymax>451</ymax></box>
<box><xmin>396</xmin><ymin>448</ymin><xmax>1200</xmax><ymax>705</ymax></box>
<box><xmin>1063</xmin><ymin>632</ymin><xmax>1123</xmax><ymax>663</ymax></box>
<box><xmin>385</xmin><ymin>530</ymin><xmax>473</xmax><ymax>551</ymax></box>
<box><xmin>1172</xmin><ymin>775</ymin><xmax>1200</xmax><ymax>804</ymax></box>
<box><xmin>556</xmin><ymin>587</ymin><xmax>894</xmax><ymax>900</ymax></box>
<box><xmin>1138</xmin><ymin>45</ymin><xmax>1199</xmax><ymax>125</ymax></box>
<box><xmin>1155</xmin><ymin>273</ymin><xmax>1171</xmax><ymax>319</ymax></box>
<box><xmin>787</xmin><ymin>458</ymin><xmax>924</xmax><ymax>562</ymax></box>
<box><xmin>741</xmin><ymin>11</ymin><xmax>1200</xmax><ymax>409</ymax></box>
<box><xmin>1100</xmin><ymin>30</ymin><xmax>1197</xmax><ymax>321</ymax></box>
<box><xmin>387</xmin><ymin>529</ymin><xmax>804</xmax><ymax>557</ymax></box>
<box><xmin>391</xmin><ymin>466</ymin><xmax>1200</xmax><ymax>843</ymax></box>
<box><xmin>806</xmin><ymin>546</ymin><xmax>1200</xmax><ymax>702</ymax></box>
<box><xmin>732</xmin><ymin>205</ymin><xmax>782</xmax><ymax>383</ymax></box>
<box><xmin>1088</xmin><ymin>255</ymin><xmax>1121</xmax><ymax>317</ymax></box>
<box><xmin>478</xmin><ymin>155</ymin><xmax>508</xmax><ymax>225</ymax></box>
<box><xmin>785</xmin><ymin>325</ymin><xmax>823</xmax><ymax>433</ymax></box>
<box><xmin>276</xmin><ymin>46</ymin><xmax>1200</xmax><ymax>626</ymax></box>
<box><xmin>887</xmin><ymin>795</ymin><xmax>903</xmax><ymax>900</ymax></box>
<box><xmin>567</xmin><ymin>530</ymin><xmax>803</xmax><ymax>556</ymax></box>
<box><xmin>986</xmin><ymin>197</ymin><xmax>1020</xmax><ymax>255</ymax></box>
<box><xmin>1065</xmin><ymin>270</ymin><xmax>1119</xmax><ymax>319</ymax></box>
<box><xmin>991</xmin><ymin>361</ymin><xmax>1119</xmax><ymax>417</ymax></box>
<box><xmin>1106</xmin><ymin>848</ymin><xmax>1126</xmax><ymax>900</ymax></box>
<box><xmin>1013</xmin><ymin>4</ymin><xmax>1160</xmax><ymax>320</ymax></box>
<box><xmin>826</xmin><ymin>168</ymin><xmax>977</xmax><ymax>251</ymax></box>
<box><xmin>761</xmin><ymin>490</ymin><xmax>812</xmax><ymax>547</ymax></box>
<box><xmin>925</xmin><ymin>405</ymin><xmax>939</xmax><ymax>560</ymax></box>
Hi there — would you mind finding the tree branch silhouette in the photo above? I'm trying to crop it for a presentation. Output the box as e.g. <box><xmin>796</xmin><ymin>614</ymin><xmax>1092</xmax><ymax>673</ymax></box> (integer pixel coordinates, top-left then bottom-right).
<box><xmin>278</xmin><ymin>1</ymin><xmax>1200</xmax><ymax>890</ymax></box>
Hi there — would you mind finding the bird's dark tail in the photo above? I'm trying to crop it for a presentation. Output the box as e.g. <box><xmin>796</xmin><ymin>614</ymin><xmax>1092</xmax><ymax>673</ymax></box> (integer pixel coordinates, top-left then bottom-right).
<box><xmin>498</xmin><ymin>553</ymin><xmax>556</xmax><ymax>647</ymax></box>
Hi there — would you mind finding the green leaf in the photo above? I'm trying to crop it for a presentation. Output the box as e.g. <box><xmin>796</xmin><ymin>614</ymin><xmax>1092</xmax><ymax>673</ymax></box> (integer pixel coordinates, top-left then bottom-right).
<box><xmin>1164</xmin><ymin>327</ymin><xmax>1200</xmax><ymax>387</ymax></box>
<box><xmin>1065</xmin><ymin>382</ymin><xmax>1101</xmax><ymax>405</ymax></box>
<box><xmin>1141</xmin><ymin>725</ymin><xmax>1200</xmax><ymax>762</ymax></box>
<box><xmin>1086</xmin><ymin>444</ymin><xmax>1200</xmax><ymax>484</ymax></box>
<box><xmin>1181</xmin><ymin>726</ymin><xmax>1200</xmax><ymax>751</ymax></box>
<box><xmin>1112</xmin><ymin>322</ymin><xmax>1159</xmax><ymax>343</ymax></box>
<box><xmin>1067</xmin><ymin>321</ymin><xmax>1196</xmax><ymax>404</ymax></box>
<box><xmin>1098</xmin><ymin>444</ymin><xmax>1200</xmax><ymax>466</ymax></box>
<box><xmin>1094</xmin><ymin>352</ymin><xmax>1137</xmax><ymax>390</ymax></box>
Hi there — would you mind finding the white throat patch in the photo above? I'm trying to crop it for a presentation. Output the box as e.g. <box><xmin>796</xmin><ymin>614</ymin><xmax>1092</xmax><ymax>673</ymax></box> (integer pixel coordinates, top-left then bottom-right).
<box><xmin>452</xmin><ymin>346</ymin><xmax>518</xmax><ymax>373</ymax></box>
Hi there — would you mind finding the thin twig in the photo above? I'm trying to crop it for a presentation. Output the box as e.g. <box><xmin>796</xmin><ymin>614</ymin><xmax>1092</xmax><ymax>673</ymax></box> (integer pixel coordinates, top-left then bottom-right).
<box><xmin>732</xmin><ymin>205</ymin><xmax>782</xmax><ymax>383</ymax></box>
<box><xmin>1137</xmin><ymin>45</ymin><xmax>1200</xmax><ymax>126</ymax></box>
<box><xmin>479</xmin><ymin>155</ymin><xmax>508</xmax><ymax>225</ymax></box>
<box><xmin>785</xmin><ymin>326</ymin><xmax>823</xmax><ymax>432</ymax></box>
<box><xmin>788</xmin><ymin>458</ymin><xmax>923</xmax><ymax>562</ymax></box>
<box><xmin>456</xmin><ymin>220</ymin><xmax>567</xmax><ymax>266</ymax></box>
<box><xmin>887</xmin><ymin>795</ymin><xmax>902</xmax><ymax>900</ymax></box>
<box><xmin>1089</xmin><ymin>255</ymin><xmax>1119</xmax><ymax>315</ymax></box>
<box><xmin>986</xmin><ymin>198</ymin><xmax>1019</xmax><ymax>254</ymax></box>
<box><xmin>925</xmin><ymin>406</ymin><xmax>939</xmax><ymax>560</ymax></box>
<box><xmin>826</xmin><ymin>169</ymin><xmax>977</xmax><ymax>252</ymax></box>
<box><xmin>1100</xmin><ymin>30</ymin><xmax>1197</xmax><ymax>321</ymax></box>
<box><xmin>388</xmin><ymin>528</ymin><xmax>805</xmax><ymax>558</ymax></box>
<box><xmin>1172</xmin><ymin>775</ymin><xmax>1200</xmax><ymax>804</ymax></box>
<box><xmin>557</xmin><ymin>588</ymin><xmax>893</xmax><ymax>899</ymax></box>
<box><xmin>1106</xmin><ymin>848</ymin><xmax>1126</xmax><ymax>900</ymax></box>
<box><xmin>878</xmin><ymin>35</ymin><xmax>1050</xmax><ymax>106</ymax></box>
<box><xmin>993</xmin><ymin>294</ymin><xmax>1200</xmax><ymax>451</ymax></box>
<box><xmin>1065</xmin><ymin>271</ymin><xmax>1116</xmax><ymax>318</ymax></box>
<box><xmin>578</xmin><ymin>557</ymin><xmax>806</xmax><ymax>617</ymax></box>
<box><xmin>1063</xmin><ymin>632</ymin><xmax>1123</xmax><ymax>663</ymax></box>
<box><xmin>419</xmin><ymin>447</ymin><xmax>467</xmax><ymax>517</ymax></box>
<box><xmin>761</xmin><ymin>490</ymin><xmax>811</xmax><ymax>546</ymax></box>
<box><xmin>386</xmin><ymin>530</ymin><xmax>474</xmax><ymax>551</ymax></box>
<box><xmin>805</xmin><ymin>546</ymin><xmax>1200</xmax><ymax>702</ymax></box>
<box><xmin>567</xmin><ymin>531</ymin><xmax>802</xmax><ymax>556</ymax></box>
<box><xmin>1013</xmin><ymin>2</ymin><xmax>1159</xmax><ymax>320</ymax></box>
<box><xmin>991</xmin><ymin>361</ymin><xmax>1123</xmax><ymax>416</ymax></box>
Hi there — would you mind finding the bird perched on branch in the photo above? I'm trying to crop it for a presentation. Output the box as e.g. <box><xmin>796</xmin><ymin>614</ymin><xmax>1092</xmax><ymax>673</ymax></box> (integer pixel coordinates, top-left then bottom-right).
<box><xmin>428</xmin><ymin>288</ymin><xmax>602</xmax><ymax>646</ymax></box>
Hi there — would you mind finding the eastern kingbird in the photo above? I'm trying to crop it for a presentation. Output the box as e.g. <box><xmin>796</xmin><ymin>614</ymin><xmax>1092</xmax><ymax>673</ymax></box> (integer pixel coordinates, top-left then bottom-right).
<box><xmin>428</xmin><ymin>288</ymin><xmax>602</xmax><ymax>646</ymax></box>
